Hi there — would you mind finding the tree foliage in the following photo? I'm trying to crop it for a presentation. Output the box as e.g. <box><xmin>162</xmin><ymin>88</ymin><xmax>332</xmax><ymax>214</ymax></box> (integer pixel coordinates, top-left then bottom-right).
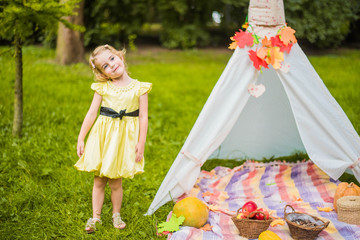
<box><xmin>0</xmin><ymin>0</ymin><xmax>84</xmax><ymax>42</ymax></box>
<box><xmin>83</xmin><ymin>0</ymin><xmax>154</xmax><ymax>49</ymax></box>
<box><xmin>1</xmin><ymin>0</ymin><xmax>359</xmax><ymax>49</ymax></box>
<box><xmin>284</xmin><ymin>0</ymin><xmax>360</xmax><ymax>48</ymax></box>
<box><xmin>0</xmin><ymin>0</ymin><xmax>84</xmax><ymax>137</ymax></box>
<box><xmin>156</xmin><ymin>0</ymin><xmax>213</xmax><ymax>49</ymax></box>
<box><xmin>154</xmin><ymin>0</ymin><xmax>359</xmax><ymax>49</ymax></box>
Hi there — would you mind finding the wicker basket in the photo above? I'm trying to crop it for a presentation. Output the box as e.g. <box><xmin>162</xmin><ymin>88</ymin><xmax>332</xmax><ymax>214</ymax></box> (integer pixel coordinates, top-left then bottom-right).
<box><xmin>284</xmin><ymin>205</ymin><xmax>330</xmax><ymax>240</ymax></box>
<box><xmin>231</xmin><ymin>208</ymin><xmax>273</xmax><ymax>239</ymax></box>
<box><xmin>337</xmin><ymin>196</ymin><xmax>360</xmax><ymax>225</ymax></box>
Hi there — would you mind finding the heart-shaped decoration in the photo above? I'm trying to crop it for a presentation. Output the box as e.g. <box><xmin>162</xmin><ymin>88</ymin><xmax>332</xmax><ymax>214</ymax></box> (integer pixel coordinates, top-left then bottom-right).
<box><xmin>248</xmin><ymin>84</ymin><xmax>266</xmax><ymax>98</ymax></box>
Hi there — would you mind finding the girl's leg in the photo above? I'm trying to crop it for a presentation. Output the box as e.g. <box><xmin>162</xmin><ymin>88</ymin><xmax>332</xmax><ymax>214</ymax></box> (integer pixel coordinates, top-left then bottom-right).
<box><xmin>92</xmin><ymin>176</ymin><xmax>108</xmax><ymax>219</ymax></box>
<box><xmin>108</xmin><ymin>178</ymin><xmax>126</xmax><ymax>229</ymax></box>
<box><xmin>85</xmin><ymin>176</ymin><xmax>107</xmax><ymax>233</ymax></box>
<box><xmin>108</xmin><ymin>178</ymin><xmax>123</xmax><ymax>214</ymax></box>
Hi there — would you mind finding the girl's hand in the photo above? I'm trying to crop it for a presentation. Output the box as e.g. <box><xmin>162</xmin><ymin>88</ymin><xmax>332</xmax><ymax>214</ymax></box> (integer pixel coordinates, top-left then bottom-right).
<box><xmin>77</xmin><ymin>140</ymin><xmax>85</xmax><ymax>158</ymax></box>
<box><xmin>135</xmin><ymin>142</ymin><xmax>145</xmax><ymax>163</ymax></box>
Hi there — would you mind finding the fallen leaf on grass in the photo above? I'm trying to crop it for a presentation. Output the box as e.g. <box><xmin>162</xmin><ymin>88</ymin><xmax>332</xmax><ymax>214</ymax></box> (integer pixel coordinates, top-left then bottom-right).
<box><xmin>157</xmin><ymin>214</ymin><xmax>185</xmax><ymax>233</ymax></box>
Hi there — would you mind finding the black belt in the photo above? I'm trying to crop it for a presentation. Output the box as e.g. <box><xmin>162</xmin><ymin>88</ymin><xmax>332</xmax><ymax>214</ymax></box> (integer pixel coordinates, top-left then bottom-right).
<box><xmin>100</xmin><ymin>107</ymin><xmax>139</xmax><ymax>120</ymax></box>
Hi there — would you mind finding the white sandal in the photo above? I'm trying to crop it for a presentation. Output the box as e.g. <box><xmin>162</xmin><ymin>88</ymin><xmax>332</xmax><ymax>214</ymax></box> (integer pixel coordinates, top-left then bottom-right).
<box><xmin>85</xmin><ymin>217</ymin><xmax>102</xmax><ymax>233</ymax></box>
<box><xmin>112</xmin><ymin>213</ymin><xmax>126</xmax><ymax>229</ymax></box>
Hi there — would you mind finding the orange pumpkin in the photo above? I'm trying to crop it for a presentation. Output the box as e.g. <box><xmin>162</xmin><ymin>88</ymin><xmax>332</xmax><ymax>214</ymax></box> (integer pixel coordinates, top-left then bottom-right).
<box><xmin>258</xmin><ymin>230</ymin><xmax>281</xmax><ymax>240</ymax></box>
<box><xmin>173</xmin><ymin>197</ymin><xmax>209</xmax><ymax>228</ymax></box>
<box><xmin>334</xmin><ymin>182</ymin><xmax>360</xmax><ymax>212</ymax></box>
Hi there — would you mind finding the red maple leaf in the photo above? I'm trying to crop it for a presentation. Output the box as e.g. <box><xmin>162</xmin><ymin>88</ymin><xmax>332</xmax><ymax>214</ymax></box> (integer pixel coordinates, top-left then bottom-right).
<box><xmin>233</xmin><ymin>30</ymin><xmax>254</xmax><ymax>48</ymax></box>
<box><xmin>248</xmin><ymin>50</ymin><xmax>269</xmax><ymax>70</ymax></box>
<box><xmin>271</xmin><ymin>35</ymin><xmax>284</xmax><ymax>48</ymax></box>
<box><xmin>280</xmin><ymin>43</ymin><xmax>293</xmax><ymax>53</ymax></box>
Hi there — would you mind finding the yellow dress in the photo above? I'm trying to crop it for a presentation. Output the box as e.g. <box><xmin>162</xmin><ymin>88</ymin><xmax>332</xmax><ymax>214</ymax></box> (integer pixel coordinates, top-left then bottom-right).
<box><xmin>74</xmin><ymin>80</ymin><xmax>152</xmax><ymax>179</ymax></box>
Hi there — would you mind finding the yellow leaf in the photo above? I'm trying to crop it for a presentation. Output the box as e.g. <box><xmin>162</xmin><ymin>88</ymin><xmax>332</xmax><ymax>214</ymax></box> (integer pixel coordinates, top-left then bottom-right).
<box><xmin>317</xmin><ymin>207</ymin><xmax>334</xmax><ymax>212</ymax></box>
<box><xmin>208</xmin><ymin>205</ymin><xmax>220</xmax><ymax>212</ymax></box>
<box><xmin>219</xmin><ymin>191</ymin><xmax>229</xmax><ymax>201</ymax></box>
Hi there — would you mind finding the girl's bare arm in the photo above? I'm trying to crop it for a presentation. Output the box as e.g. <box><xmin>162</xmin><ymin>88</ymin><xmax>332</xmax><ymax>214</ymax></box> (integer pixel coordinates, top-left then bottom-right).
<box><xmin>77</xmin><ymin>92</ymin><xmax>102</xmax><ymax>157</ymax></box>
<box><xmin>135</xmin><ymin>93</ymin><xmax>148</xmax><ymax>162</ymax></box>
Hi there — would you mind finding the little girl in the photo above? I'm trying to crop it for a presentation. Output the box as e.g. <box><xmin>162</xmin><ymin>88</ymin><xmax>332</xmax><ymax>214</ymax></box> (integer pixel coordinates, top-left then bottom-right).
<box><xmin>74</xmin><ymin>44</ymin><xmax>151</xmax><ymax>233</ymax></box>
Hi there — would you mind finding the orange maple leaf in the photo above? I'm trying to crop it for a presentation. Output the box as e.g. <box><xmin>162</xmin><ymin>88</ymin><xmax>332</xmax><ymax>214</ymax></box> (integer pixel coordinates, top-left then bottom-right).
<box><xmin>261</xmin><ymin>36</ymin><xmax>272</xmax><ymax>47</ymax></box>
<box><xmin>256</xmin><ymin>47</ymin><xmax>267</xmax><ymax>60</ymax></box>
<box><xmin>228</xmin><ymin>41</ymin><xmax>238</xmax><ymax>50</ymax></box>
<box><xmin>279</xmin><ymin>26</ymin><xmax>297</xmax><ymax>46</ymax></box>
<box><xmin>265</xmin><ymin>47</ymin><xmax>284</xmax><ymax>69</ymax></box>
<box><xmin>200</xmin><ymin>224</ymin><xmax>213</xmax><ymax>231</ymax></box>
<box><xmin>292</xmin><ymin>195</ymin><xmax>303</xmax><ymax>202</ymax></box>
<box><xmin>202</xmin><ymin>191</ymin><xmax>213</xmax><ymax>197</ymax></box>
<box><xmin>270</xmin><ymin>219</ymin><xmax>286</xmax><ymax>227</ymax></box>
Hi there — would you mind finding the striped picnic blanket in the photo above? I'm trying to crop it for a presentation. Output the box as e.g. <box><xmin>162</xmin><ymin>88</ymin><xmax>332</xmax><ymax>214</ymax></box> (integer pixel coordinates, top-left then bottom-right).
<box><xmin>168</xmin><ymin>160</ymin><xmax>360</xmax><ymax>240</ymax></box>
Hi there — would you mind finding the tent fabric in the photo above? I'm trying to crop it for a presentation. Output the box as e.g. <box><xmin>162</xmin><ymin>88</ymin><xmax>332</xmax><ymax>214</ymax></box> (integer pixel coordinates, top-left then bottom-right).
<box><xmin>248</xmin><ymin>0</ymin><xmax>285</xmax><ymax>38</ymax></box>
<box><xmin>146</xmin><ymin>1</ymin><xmax>360</xmax><ymax>216</ymax></box>
<box><xmin>248</xmin><ymin>0</ymin><xmax>285</xmax><ymax>26</ymax></box>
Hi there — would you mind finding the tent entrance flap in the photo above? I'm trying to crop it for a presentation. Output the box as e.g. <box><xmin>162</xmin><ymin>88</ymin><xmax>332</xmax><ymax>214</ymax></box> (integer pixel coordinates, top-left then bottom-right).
<box><xmin>210</xmin><ymin>67</ymin><xmax>306</xmax><ymax>160</ymax></box>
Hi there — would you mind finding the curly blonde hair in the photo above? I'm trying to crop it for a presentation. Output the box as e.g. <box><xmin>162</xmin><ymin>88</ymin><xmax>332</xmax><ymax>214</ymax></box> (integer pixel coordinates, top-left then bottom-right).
<box><xmin>89</xmin><ymin>44</ymin><xmax>127</xmax><ymax>82</ymax></box>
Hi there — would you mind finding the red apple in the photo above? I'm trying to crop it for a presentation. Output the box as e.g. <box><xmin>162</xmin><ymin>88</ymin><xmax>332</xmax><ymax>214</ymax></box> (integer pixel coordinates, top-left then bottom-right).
<box><xmin>242</xmin><ymin>201</ymin><xmax>257</xmax><ymax>218</ymax></box>
<box><xmin>255</xmin><ymin>208</ymin><xmax>270</xmax><ymax>220</ymax></box>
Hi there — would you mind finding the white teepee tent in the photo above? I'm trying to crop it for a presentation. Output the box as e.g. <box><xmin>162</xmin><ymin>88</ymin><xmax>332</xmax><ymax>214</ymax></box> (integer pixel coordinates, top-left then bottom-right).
<box><xmin>146</xmin><ymin>0</ymin><xmax>360</xmax><ymax>215</ymax></box>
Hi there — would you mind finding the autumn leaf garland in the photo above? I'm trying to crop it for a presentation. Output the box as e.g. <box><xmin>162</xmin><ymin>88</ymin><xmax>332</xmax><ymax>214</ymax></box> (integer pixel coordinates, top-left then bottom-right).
<box><xmin>229</xmin><ymin>25</ymin><xmax>297</xmax><ymax>71</ymax></box>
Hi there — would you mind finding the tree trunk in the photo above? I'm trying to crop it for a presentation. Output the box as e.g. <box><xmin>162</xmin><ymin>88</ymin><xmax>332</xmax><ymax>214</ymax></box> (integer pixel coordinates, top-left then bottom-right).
<box><xmin>56</xmin><ymin>0</ymin><xmax>85</xmax><ymax>64</ymax></box>
<box><xmin>13</xmin><ymin>32</ymin><xmax>23</xmax><ymax>138</ymax></box>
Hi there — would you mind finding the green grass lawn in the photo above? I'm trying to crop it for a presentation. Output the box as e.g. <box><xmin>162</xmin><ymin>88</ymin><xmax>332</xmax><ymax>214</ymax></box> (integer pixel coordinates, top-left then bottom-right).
<box><xmin>0</xmin><ymin>46</ymin><xmax>359</xmax><ymax>239</ymax></box>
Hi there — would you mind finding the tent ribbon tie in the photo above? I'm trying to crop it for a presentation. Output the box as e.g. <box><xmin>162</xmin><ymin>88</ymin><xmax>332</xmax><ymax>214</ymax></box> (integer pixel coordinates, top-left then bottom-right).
<box><xmin>349</xmin><ymin>158</ymin><xmax>360</xmax><ymax>169</ymax></box>
<box><xmin>182</xmin><ymin>151</ymin><xmax>202</xmax><ymax>166</ymax></box>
